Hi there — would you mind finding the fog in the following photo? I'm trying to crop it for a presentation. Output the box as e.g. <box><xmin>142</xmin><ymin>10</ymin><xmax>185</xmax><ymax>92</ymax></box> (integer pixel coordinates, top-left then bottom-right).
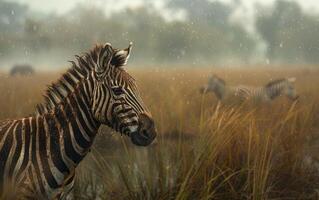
<box><xmin>1</xmin><ymin>0</ymin><xmax>319</xmax><ymax>70</ymax></box>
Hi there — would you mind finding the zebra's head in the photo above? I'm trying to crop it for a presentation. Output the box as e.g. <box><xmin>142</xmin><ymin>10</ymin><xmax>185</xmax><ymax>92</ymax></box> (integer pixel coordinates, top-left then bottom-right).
<box><xmin>284</xmin><ymin>77</ymin><xmax>299</xmax><ymax>100</ymax></box>
<box><xmin>265</xmin><ymin>77</ymin><xmax>298</xmax><ymax>101</ymax></box>
<box><xmin>91</xmin><ymin>42</ymin><xmax>157</xmax><ymax>146</ymax></box>
<box><xmin>200</xmin><ymin>75</ymin><xmax>225</xmax><ymax>99</ymax></box>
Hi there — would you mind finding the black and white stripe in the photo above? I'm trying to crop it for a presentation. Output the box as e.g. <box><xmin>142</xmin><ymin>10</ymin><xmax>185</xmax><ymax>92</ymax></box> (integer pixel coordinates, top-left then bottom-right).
<box><xmin>201</xmin><ymin>75</ymin><xmax>298</xmax><ymax>102</ymax></box>
<box><xmin>0</xmin><ymin>42</ymin><xmax>156</xmax><ymax>199</ymax></box>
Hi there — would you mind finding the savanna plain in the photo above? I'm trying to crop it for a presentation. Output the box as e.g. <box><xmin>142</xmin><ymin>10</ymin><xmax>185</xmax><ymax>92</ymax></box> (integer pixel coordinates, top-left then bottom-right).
<box><xmin>0</xmin><ymin>67</ymin><xmax>319</xmax><ymax>200</ymax></box>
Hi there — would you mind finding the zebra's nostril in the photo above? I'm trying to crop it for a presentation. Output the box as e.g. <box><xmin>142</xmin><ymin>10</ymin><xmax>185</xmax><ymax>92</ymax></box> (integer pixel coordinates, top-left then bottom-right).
<box><xmin>141</xmin><ymin>129</ymin><xmax>149</xmax><ymax>139</ymax></box>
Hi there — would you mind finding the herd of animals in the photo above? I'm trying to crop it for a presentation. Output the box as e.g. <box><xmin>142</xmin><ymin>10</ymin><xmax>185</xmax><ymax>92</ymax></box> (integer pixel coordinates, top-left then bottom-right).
<box><xmin>0</xmin><ymin>42</ymin><xmax>298</xmax><ymax>199</ymax></box>
<box><xmin>200</xmin><ymin>75</ymin><xmax>298</xmax><ymax>102</ymax></box>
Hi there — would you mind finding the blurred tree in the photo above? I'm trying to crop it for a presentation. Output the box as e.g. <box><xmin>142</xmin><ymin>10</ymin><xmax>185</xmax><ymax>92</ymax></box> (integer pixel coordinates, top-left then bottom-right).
<box><xmin>0</xmin><ymin>0</ymin><xmax>28</xmax><ymax>55</ymax></box>
<box><xmin>169</xmin><ymin>0</ymin><xmax>233</xmax><ymax>28</ymax></box>
<box><xmin>256</xmin><ymin>0</ymin><xmax>319</xmax><ymax>64</ymax></box>
<box><xmin>168</xmin><ymin>0</ymin><xmax>256</xmax><ymax>63</ymax></box>
<box><xmin>0</xmin><ymin>0</ymin><xmax>318</xmax><ymax>65</ymax></box>
<box><xmin>24</xmin><ymin>18</ymin><xmax>51</xmax><ymax>51</ymax></box>
<box><xmin>0</xmin><ymin>0</ymin><xmax>27</xmax><ymax>33</ymax></box>
<box><xmin>110</xmin><ymin>7</ymin><xmax>164</xmax><ymax>62</ymax></box>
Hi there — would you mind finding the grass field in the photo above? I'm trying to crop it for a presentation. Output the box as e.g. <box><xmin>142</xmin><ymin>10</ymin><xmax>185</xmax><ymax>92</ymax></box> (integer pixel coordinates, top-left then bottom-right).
<box><xmin>1</xmin><ymin>67</ymin><xmax>319</xmax><ymax>199</ymax></box>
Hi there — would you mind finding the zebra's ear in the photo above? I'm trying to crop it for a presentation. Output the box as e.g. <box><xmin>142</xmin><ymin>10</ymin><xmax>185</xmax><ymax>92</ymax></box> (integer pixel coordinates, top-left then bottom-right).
<box><xmin>287</xmin><ymin>77</ymin><xmax>296</xmax><ymax>83</ymax></box>
<box><xmin>111</xmin><ymin>42</ymin><xmax>132</xmax><ymax>67</ymax></box>
<box><xmin>95</xmin><ymin>43</ymin><xmax>113</xmax><ymax>78</ymax></box>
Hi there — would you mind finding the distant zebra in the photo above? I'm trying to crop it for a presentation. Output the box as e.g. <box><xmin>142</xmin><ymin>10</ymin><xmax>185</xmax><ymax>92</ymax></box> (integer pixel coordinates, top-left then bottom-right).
<box><xmin>10</xmin><ymin>64</ymin><xmax>34</xmax><ymax>76</ymax></box>
<box><xmin>0</xmin><ymin>42</ymin><xmax>157</xmax><ymax>199</ymax></box>
<box><xmin>200</xmin><ymin>75</ymin><xmax>298</xmax><ymax>102</ymax></box>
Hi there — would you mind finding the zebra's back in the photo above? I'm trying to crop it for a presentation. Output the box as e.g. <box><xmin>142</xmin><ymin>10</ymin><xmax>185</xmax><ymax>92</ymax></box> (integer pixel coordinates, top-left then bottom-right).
<box><xmin>229</xmin><ymin>86</ymin><xmax>269</xmax><ymax>102</ymax></box>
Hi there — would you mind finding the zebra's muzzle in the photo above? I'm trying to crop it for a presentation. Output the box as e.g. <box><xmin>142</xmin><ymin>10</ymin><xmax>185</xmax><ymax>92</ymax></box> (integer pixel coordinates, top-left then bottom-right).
<box><xmin>130</xmin><ymin>113</ymin><xmax>157</xmax><ymax>146</ymax></box>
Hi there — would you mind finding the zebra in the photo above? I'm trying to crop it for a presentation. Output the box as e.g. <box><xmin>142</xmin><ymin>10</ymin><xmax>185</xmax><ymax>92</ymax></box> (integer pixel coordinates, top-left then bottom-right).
<box><xmin>200</xmin><ymin>75</ymin><xmax>298</xmax><ymax>102</ymax></box>
<box><xmin>10</xmin><ymin>64</ymin><xmax>34</xmax><ymax>76</ymax></box>
<box><xmin>0</xmin><ymin>42</ymin><xmax>157</xmax><ymax>199</ymax></box>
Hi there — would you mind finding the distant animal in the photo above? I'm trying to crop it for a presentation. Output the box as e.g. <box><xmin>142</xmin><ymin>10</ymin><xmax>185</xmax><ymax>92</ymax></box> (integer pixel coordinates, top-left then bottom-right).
<box><xmin>200</xmin><ymin>75</ymin><xmax>299</xmax><ymax>102</ymax></box>
<box><xmin>0</xmin><ymin>42</ymin><xmax>157</xmax><ymax>199</ymax></box>
<box><xmin>10</xmin><ymin>64</ymin><xmax>34</xmax><ymax>76</ymax></box>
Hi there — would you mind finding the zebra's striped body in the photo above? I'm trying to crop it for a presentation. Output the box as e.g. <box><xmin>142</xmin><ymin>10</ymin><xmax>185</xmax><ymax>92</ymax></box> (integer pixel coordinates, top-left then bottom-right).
<box><xmin>200</xmin><ymin>75</ymin><xmax>298</xmax><ymax>102</ymax></box>
<box><xmin>0</xmin><ymin>115</ymin><xmax>97</xmax><ymax>199</ymax></box>
<box><xmin>0</xmin><ymin>43</ymin><xmax>157</xmax><ymax>199</ymax></box>
<box><xmin>233</xmin><ymin>86</ymin><xmax>269</xmax><ymax>101</ymax></box>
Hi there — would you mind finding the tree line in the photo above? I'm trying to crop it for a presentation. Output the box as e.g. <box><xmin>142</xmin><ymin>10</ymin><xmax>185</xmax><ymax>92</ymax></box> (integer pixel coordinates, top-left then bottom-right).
<box><xmin>0</xmin><ymin>0</ymin><xmax>318</xmax><ymax>65</ymax></box>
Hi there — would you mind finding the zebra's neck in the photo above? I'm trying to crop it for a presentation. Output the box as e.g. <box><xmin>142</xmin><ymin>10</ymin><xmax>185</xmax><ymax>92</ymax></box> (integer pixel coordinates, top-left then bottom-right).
<box><xmin>214</xmin><ymin>84</ymin><xmax>226</xmax><ymax>99</ymax></box>
<box><xmin>41</xmin><ymin>95</ymin><xmax>100</xmax><ymax>167</ymax></box>
<box><xmin>265</xmin><ymin>82</ymin><xmax>285</xmax><ymax>100</ymax></box>
<box><xmin>35</xmin><ymin>56</ymin><xmax>102</xmax><ymax>167</ymax></box>
<box><xmin>27</xmin><ymin>74</ymin><xmax>101</xmax><ymax>194</ymax></box>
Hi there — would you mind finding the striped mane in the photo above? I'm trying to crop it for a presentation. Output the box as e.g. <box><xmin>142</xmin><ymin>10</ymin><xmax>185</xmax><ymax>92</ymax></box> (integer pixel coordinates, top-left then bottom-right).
<box><xmin>35</xmin><ymin>43</ymin><xmax>134</xmax><ymax>116</ymax></box>
<box><xmin>265</xmin><ymin>78</ymin><xmax>286</xmax><ymax>88</ymax></box>
<box><xmin>35</xmin><ymin>45</ymin><xmax>103</xmax><ymax>115</ymax></box>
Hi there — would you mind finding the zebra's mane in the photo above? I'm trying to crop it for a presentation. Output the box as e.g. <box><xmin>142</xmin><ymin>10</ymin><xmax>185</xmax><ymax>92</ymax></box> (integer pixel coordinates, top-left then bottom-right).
<box><xmin>265</xmin><ymin>78</ymin><xmax>286</xmax><ymax>88</ymax></box>
<box><xmin>35</xmin><ymin>45</ymin><xmax>104</xmax><ymax>116</ymax></box>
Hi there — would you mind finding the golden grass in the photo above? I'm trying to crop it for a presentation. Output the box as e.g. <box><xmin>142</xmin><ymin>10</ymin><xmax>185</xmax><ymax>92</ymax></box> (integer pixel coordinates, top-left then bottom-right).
<box><xmin>0</xmin><ymin>67</ymin><xmax>319</xmax><ymax>199</ymax></box>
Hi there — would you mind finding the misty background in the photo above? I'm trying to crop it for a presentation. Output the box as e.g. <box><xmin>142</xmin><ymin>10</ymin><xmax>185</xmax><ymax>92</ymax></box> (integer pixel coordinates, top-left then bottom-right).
<box><xmin>0</xmin><ymin>0</ymin><xmax>319</xmax><ymax>70</ymax></box>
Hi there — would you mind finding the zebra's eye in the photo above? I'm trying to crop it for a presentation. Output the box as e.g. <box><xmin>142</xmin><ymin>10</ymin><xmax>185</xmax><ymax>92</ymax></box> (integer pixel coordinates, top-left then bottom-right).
<box><xmin>112</xmin><ymin>87</ymin><xmax>125</xmax><ymax>96</ymax></box>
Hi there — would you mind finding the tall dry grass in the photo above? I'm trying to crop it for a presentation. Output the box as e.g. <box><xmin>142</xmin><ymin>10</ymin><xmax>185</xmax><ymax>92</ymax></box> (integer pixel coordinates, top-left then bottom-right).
<box><xmin>0</xmin><ymin>67</ymin><xmax>319</xmax><ymax>199</ymax></box>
